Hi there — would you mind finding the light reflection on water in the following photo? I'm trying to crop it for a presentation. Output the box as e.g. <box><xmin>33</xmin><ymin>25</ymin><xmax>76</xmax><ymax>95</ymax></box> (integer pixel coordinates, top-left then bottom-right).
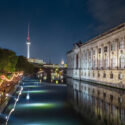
<box><xmin>67</xmin><ymin>78</ymin><xmax>125</xmax><ymax>125</ymax></box>
<box><xmin>2</xmin><ymin>79</ymin><xmax>84</xmax><ymax>125</ymax></box>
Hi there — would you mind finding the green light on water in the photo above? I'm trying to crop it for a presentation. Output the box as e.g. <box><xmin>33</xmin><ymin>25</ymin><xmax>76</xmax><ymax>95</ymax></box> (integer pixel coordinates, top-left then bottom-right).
<box><xmin>23</xmin><ymin>85</ymin><xmax>40</xmax><ymax>88</ymax></box>
<box><xmin>21</xmin><ymin>90</ymin><xmax>48</xmax><ymax>94</ymax></box>
<box><xmin>9</xmin><ymin>102</ymin><xmax>63</xmax><ymax>110</ymax></box>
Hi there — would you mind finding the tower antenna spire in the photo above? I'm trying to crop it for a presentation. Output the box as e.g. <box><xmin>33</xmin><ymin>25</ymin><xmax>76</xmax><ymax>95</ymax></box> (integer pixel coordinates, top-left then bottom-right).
<box><xmin>27</xmin><ymin>23</ymin><xmax>30</xmax><ymax>41</ymax></box>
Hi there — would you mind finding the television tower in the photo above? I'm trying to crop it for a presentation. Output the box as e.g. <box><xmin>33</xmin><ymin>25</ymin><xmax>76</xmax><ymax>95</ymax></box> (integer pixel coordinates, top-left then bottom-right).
<box><xmin>26</xmin><ymin>23</ymin><xmax>31</xmax><ymax>58</ymax></box>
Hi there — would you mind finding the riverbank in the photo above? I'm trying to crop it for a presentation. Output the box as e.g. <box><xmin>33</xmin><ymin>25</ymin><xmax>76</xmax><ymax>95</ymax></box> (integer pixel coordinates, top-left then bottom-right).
<box><xmin>66</xmin><ymin>75</ymin><xmax>125</xmax><ymax>90</ymax></box>
<box><xmin>0</xmin><ymin>73</ymin><xmax>23</xmax><ymax>115</ymax></box>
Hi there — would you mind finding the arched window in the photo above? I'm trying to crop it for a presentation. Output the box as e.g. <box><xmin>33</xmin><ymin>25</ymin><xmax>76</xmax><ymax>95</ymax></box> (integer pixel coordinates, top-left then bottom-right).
<box><xmin>119</xmin><ymin>39</ymin><xmax>124</xmax><ymax>49</ymax></box>
<box><xmin>98</xmin><ymin>71</ymin><xmax>100</xmax><ymax>78</ymax></box>
<box><xmin>103</xmin><ymin>71</ymin><xmax>106</xmax><ymax>78</ymax></box>
<box><xmin>119</xmin><ymin>55</ymin><xmax>125</xmax><ymax>69</ymax></box>
<box><xmin>110</xmin><ymin>72</ymin><xmax>113</xmax><ymax>79</ymax></box>
<box><xmin>118</xmin><ymin>73</ymin><xmax>122</xmax><ymax>80</ymax></box>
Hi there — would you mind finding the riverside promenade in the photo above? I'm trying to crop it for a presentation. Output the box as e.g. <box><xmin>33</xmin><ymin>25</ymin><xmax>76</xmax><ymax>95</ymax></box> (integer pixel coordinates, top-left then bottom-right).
<box><xmin>0</xmin><ymin>73</ymin><xmax>22</xmax><ymax>116</ymax></box>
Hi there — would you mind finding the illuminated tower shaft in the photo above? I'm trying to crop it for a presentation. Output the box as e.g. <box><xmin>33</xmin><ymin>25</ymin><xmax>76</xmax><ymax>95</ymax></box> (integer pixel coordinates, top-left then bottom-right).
<box><xmin>27</xmin><ymin>42</ymin><xmax>30</xmax><ymax>58</ymax></box>
<box><xmin>26</xmin><ymin>24</ymin><xmax>31</xmax><ymax>58</ymax></box>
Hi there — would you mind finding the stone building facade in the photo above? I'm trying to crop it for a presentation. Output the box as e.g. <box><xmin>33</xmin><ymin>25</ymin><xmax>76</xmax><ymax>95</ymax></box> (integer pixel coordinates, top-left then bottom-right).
<box><xmin>66</xmin><ymin>23</ymin><xmax>125</xmax><ymax>88</ymax></box>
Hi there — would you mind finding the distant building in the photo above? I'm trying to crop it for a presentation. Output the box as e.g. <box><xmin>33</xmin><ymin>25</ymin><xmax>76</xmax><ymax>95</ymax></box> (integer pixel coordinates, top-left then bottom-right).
<box><xmin>43</xmin><ymin>64</ymin><xmax>60</xmax><ymax>68</ymax></box>
<box><xmin>66</xmin><ymin>23</ymin><xmax>125</xmax><ymax>88</ymax></box>
<box><xmin>28</xmin><ymin>58</ymin><xmax>46</xmax><ymax>65</ymax></box>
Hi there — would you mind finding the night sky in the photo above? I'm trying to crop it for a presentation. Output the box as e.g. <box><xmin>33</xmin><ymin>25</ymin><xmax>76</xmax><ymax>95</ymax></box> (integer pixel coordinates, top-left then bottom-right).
<box><xmin>0</xmin><ymin>0</ymin><xmax>125</xmax><ymax>64</ymax></box>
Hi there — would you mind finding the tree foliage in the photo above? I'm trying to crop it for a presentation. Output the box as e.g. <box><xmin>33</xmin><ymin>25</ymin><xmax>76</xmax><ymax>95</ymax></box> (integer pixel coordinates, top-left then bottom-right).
<box><xmin>0</xmin><ymin>48</ymin><xmax>17</xmax><ymax>73</ymax></box>
<box><xmin>0</xmin><ymin>48</ymin><xmax>35</xmax><ymax>74</ymax></box>
<box><xmin>16</xmin><ymin>56</ymin><xmax>34</xmax><ymax>73</ymax></box>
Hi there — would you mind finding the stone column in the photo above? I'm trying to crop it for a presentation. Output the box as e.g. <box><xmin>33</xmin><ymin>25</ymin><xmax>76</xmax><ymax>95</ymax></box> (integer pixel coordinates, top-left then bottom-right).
<box><xmin>101</xmin><ymin>44</ymin><xmax>104</xmax><ymax>69</ymax></box>
<box><xmin>108</xmin><ymin>42</ymin><xmax>111</xmax><ymax>69</ymax></box>
<box><xmin>79</xmin><ymin>48</ymin><xmax>82</xmax><ymax>80</ymax></box>
<box><xmin>91</xmin><ymin>48</ymin><xmax>93</xmax><ymax>70</ymax></box>
<box><xmin>87</xmin><ymin>49</ymin><xmax>89</xmax><ymax>70</ymax></box>
<box><xmin>116</xmin><ymin>39</ymin><xmax>119</xmax><ymax>69</ymax></box>
<box><xmin>96</xmin><ymin>46</ymin><xmax>98</xmax><ymax>69</ymax></box>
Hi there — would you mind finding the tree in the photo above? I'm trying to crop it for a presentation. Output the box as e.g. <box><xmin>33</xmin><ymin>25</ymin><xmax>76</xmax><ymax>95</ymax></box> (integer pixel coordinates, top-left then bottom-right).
<box><xmin>16</xmin><ymin>56</ymin><xmax>34</xmax><ymax>73</ymax></box>
<box><xmin>0</xmin><ymin>48</ymin><xmax>17</xmax><ymax>73</ymax></box>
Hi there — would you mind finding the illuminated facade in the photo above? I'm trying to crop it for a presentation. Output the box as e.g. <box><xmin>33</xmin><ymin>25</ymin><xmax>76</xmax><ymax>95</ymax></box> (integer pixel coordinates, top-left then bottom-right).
<box><xmin>66</xmin><ymin>23</ymin><xmax>125</xmax><ymax>88</ymax></box>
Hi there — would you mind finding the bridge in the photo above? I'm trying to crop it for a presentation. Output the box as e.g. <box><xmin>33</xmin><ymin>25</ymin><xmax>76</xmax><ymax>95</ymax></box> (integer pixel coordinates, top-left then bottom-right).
<box><xmin>32</xmin><ymin>63</ymin><xmax>67</xmax><ymax>83</ymax></box>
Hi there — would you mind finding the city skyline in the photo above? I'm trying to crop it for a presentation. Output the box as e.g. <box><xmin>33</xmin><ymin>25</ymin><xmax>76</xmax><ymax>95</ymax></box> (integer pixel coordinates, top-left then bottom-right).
<box><xmin>0</xmin><ymin>0</ymin><xmax>125</xmax><ymax>63</ymax></box>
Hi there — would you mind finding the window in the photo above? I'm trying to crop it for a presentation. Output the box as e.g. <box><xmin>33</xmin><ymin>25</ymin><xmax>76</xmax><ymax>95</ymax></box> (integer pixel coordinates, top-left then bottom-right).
<box><xmin>89</xmin><ymin>51</ymin><xmax>91</xmax><ymax>57</ymax></box>
<box><xmin>98</xmin><ymin>71</ymin><xmax>100</xmax><ymax>78</ymax></box>
<box><xmin>103</xmin><ymin>93</ymin><xmax>106</xmax><ymax>98</ymax></box>
<box><xmin>98</xmin><ymin>48</ymin><xmax>101</xmax><ymax>53</ymax></box>
<box><xmin>103</xmin><ymin>72</ymin><xmax>106</xmax><ymax>78</ymax></box>
<box><xmin>104</xmin><ymin>46</ymin><xmax>107</xmax><ymax>52</ymax></box>
<box><xmin>119</xmin><ymin>41</ymin><xmax>124</xmax><ymax>49</ymax></box>
<box><xmin>110</xmin><ymin>72</ymin><xmax>113</xmax><ymax>79</ymax></box>
<box><xmin>110</xmin><ymin>95</ymin><xmax>113</xmax><ymax>101</ymax></box>
<box><xmin>118</xmin><ymin>73</ymin><xmax>122</xmax><ymax>80</ymax></box>
<box><xmin>111</xmin><ymin>43</ymin><xmax>115</xmax><ymax>51</ymax></box>
<box><xmin>97</xmin><ymin>90</ymin><xmax>100</xmax><ymax>96</ymax></box>
<box><xmin>118</xmin><ymin>97</ymin><xmax>122</xmax><ymax>103</ymax></box>
<box><xmin>119</xmin><ymin>55</ymin><xmax>125</xmax><ymax>69</ymax></box>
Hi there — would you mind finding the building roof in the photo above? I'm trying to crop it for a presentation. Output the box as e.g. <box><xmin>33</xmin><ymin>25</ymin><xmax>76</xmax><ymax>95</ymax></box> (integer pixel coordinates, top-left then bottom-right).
<box><xmin>82</xmin><ymin>22</ymin><xmax>125</xmax><ymax>46</ymax></box>
<box><xmin>66</xmin><ymin>22</ymin><xmax>125</xmax><ymax>54</ymax></box>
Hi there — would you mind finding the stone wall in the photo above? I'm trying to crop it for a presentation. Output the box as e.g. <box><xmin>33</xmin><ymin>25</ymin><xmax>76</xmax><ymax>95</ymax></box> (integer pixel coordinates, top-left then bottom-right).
<box><xmin>66</xmin><ymin>23</ymin><xmax>125</xmax><ymax>88</ymax></box>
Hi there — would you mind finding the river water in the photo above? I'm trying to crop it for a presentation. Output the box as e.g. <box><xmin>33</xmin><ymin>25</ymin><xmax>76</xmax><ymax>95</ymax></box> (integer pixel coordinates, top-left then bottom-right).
<box><xmin>67</xmin><ymin>78</ymin><xmax>125</xmax><ymax>125</ymax></box>
<box><xmin>2</xmin><ymin>78</ymin><xmax>84</xmax><ymax>125</ymax></box>
<box><xmin>2</xmin><ymin>77</ymin><xmax>125</xmax><ymax>125</ymax></box>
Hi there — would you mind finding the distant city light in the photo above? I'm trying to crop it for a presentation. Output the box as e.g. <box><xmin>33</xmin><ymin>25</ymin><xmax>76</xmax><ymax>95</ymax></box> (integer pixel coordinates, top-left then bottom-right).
<box><xmin>61</xmin><ymin>60</ymin><xmax>64</xmax><ymax>65</ymax></box>
<box><xmin>56</xmin><ymin>80</ymin><xmax>58</xmax><ymax>84</ymax></box>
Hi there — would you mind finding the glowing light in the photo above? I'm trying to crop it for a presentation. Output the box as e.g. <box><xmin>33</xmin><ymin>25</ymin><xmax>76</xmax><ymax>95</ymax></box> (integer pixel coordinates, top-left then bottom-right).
<box><xmin>43</xmin><ymin>76</ymin><xmax>47</xmax><ymax>80</ymax></box>
<box><xmin>56</xmin><ymin>80</ymin><xmax>58</xmax><ymax>84</ymax></box>
<box><xmin>0</xmin><ymin>72</ymin><xmax>23</xmax><ymax>86</ymax></box>
<box><xmin>5</xmin><ymin>116</ymin><xmax>8</xmax><ymax>119</ymax></box>
<box><xmin>61</xmin><ymin>60</ymin><xmax>64</xmax><ymax>65</ymax></box>
<box><xmin>13</xmin><ymin>102</ymin><xmax>63</xmax><ymax>109</ymax></box>
<box><xmin>26</xmin><ymin>93</ymin><xmax>30</xmax><ymax>100</ymax></box>
<box><xmin>23</xmin><ymin>85</ymin><xmax>39</xmax><ymax>88</ymax></box>
<box><xmin>22</xmin><ymin>90</ymin><xmax>48</xmax><ymax>94</ymax></box>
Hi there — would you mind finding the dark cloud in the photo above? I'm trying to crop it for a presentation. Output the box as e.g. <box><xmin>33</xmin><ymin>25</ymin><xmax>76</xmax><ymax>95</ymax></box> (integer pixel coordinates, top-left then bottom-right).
<box><xmin>88</xmin><ymin>0</ymin><xmax>125</xmax><ymax>31</ymax></box>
